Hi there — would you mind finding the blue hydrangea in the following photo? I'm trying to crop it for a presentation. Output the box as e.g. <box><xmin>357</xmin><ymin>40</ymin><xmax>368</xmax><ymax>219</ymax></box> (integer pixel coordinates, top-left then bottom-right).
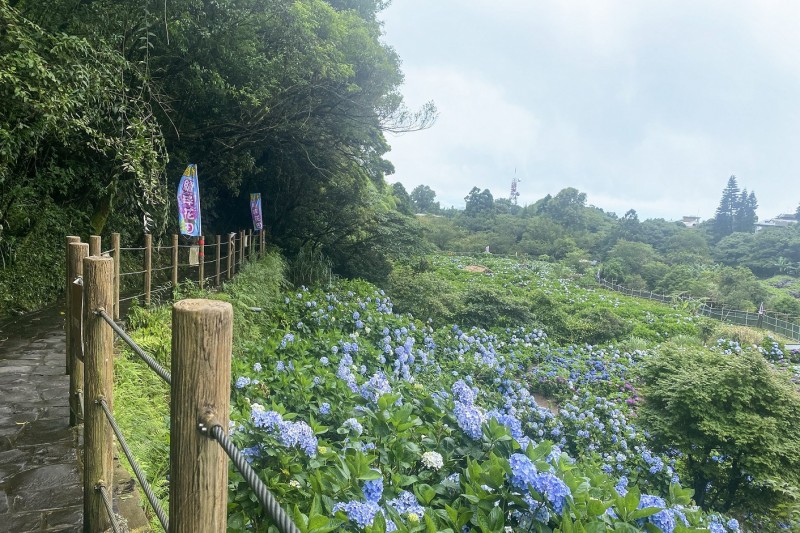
<box><xmin>638</xmin><ymin>494</ymin><xmax>674</xmax><ymax>533</ymax></box>
<box><xmin>342</xmin><ymin>417</ymin><xmax>363</xmax><ymax>435</ymax></box>
<box><xmin>360</xmin><ymin>371</ymin><xmax>392</xmax><ymax>404</ymax></box>
<box><xmin>252</xmin><ymin>362</ymin><xmax>262</xmax><ymax>372</ymax></box>
<box><xmin>454</xmin><ymin>400</ymin><xmax>484</xmax><ymax>440</ymax></box>
<box><xmin>362</xmin><ymin>472</ymin><xmax>383</xmax><ymax>503</ymax></box>
<box><xmin>531</xmin><ymin>472</ymin><xmax>571</xmax><ymax>515</ymax></box>
<box><xmin>387</xmin><ymin>490</ymin><xmax>424</xmax><ymax>517</ymax></box>
<box><xmin>333</xmin><ymin>501</ymin><xmax>381</xmax><ymax>528</ymax></box>
<box><xmin>319</xmin><ymin>402</ymin><xmax>331</xmax><ymax>415</ymax></box>
<box><xmin>235</xmin><ymin>376</ymin><xmax>251</xmax><ymax>389</ymax></box>
<box><xmin>509</xmin><ymin>453</ymin><xmax>538</xmax><ymax>491</ymax></box>
<box><xmin>452</xmin><ymin>379</ymin><xmax>476</xmax><ymax>404</ymax></box>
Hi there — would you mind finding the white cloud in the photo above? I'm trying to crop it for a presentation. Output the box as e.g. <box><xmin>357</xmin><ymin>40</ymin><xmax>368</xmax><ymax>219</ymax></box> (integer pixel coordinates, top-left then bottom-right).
<box><xmin>388</xmin><ymin>66</ymin><xmax>540</xmax><ymax>207</ymax></box>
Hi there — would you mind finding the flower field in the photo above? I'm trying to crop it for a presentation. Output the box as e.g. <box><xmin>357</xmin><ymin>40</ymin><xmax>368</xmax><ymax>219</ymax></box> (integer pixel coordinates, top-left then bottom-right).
<box><xmin>219</xmin><ymin>256</ymin><xmax>764</xmax><ymax>532</ymax></box>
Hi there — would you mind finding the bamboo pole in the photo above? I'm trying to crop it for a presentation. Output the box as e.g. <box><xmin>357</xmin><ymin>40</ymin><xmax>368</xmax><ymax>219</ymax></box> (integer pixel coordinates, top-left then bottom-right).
<box><xmin>65</xmin><ymin>236</ymin><xmax>80</xmax><ymax>375</ymax></box>
<box><xmin>89</xmin><ymin>235</ymin><xmax>101</xmax><ymax>257</ymax></box>
<box><xmin>68</xmin><ymin>242</ymin><xmax>88</xmax><ymax>426</ymax></box>
<box><xmin>215</xmin><ymin>235</ymin><xmax>221</xmax><ymax>286</ymax></box>
<box><xmin>170</xmin><ymin>299</ymin><xmax>232</xmax><ymax>532</ymax></box>
<box><xmin>144</xmin><ymin>234</ymin><xmax>152</xmax><ymax>306</ymax></box>
<box><xmin>82</xmin><ymin>256</ymin><xmax>114</xmax><ymax>532</ymax></box>
<box><xmin>112</xmin><ymin>233</ymin><xmax>120</xmax><ymax>320</ymax></box>
<box><xmin>172</xmin><ymin>234</ymin><xmax>179</xmax><ymax>296</ymax></box>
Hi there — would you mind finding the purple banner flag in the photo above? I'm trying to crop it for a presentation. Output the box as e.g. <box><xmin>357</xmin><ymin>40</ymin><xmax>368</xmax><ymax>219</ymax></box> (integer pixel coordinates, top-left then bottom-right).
<box><xmin>250</xmin><ymin>193</ymin><xmax>263</xmax><ymax>231</ymax></box>
<box><xmin>177</xmin><ymin>164</ymin><xmax>201</xmax><ymax>237</ymax></box>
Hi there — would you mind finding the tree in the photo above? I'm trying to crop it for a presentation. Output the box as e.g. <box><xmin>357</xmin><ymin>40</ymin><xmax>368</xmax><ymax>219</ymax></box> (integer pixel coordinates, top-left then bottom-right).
<box><xmin>640</xmin><ymin>342</ymin><xmax>800</xmax><ymax>516</ymax></box>
<box><xmin>733</xmin><ymin>189</ymin><xmax>758</xmax><ymax>233</ymax></box>
<box><xmin>410</xmin><ymin>185</ymin><xmax>440</xmax><ymax>214</ymax></box>
<box><xmin>463</xmin><ymin>187</ymin><xmax>494</xmax><ymax>216</ymax></box>
<box><xmin>538</xmin><ymin>187</ymin><xmax>587</xmax><ymax>229</ymax></box>
<box><xmin>391</xmin><ymin>183</ymin><xmax>414</xmax><ymax>216</ymax></box>
<box><xmin>711</xmin><ymin>176</ymin><xmax>758</xmax><ymax>239</ymax></box>
<box><xmin>712</xmin><ymin>175</ymin><xmax>741</xmax><ymax>239</ymax></box>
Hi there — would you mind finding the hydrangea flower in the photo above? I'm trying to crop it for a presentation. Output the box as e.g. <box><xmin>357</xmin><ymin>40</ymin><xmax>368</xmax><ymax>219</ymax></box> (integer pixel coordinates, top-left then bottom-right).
<box><xmin>421</xmin><ymin>451</ymin><xmax>444</xmax><ymax>470</ymax></box>
<box><xmin>342</xmin><ymin>417</ymin><xmax>363</xmax><ymax>436</ymax></box>
<box><xmin>235</xmin><ymin>376</ymin><xmax>251</xmax><ymax>389</ymax></box>
<box><xmin>362</xmin><ymin>471</ymin><xmax>383</xmax><ymax>503</ymax></box>
<box><xmin>387</xmin><ymin>491</ymin><xmax>424</xmax><ymax>517</ymax></box>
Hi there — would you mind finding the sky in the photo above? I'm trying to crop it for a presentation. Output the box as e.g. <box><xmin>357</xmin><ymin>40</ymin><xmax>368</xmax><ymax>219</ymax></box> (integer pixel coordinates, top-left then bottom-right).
<box><xmin>379</xmin><ymin>0</ymin><xmax>800</xmax><ymax>221</ymax></box>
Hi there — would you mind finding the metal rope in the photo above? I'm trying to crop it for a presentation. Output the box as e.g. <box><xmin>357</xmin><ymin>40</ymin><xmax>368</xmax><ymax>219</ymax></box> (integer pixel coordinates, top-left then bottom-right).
<box><xmin>120</xmin><ymin>246</ymin><xmax>147</xmax><ymax>251</ymax></box>
<box><xmin>208</xmin><ymin>425</ymin><xmax>300</xmax><ymax>533</ymax></box>
<box><xmin>101</xmin><ymin>248</ymin><xmax>115</xmax><ymax>255</ymax></box>
<box><xmin>119</xmin><ymin>293</ymin><xmax>147</xmax><ymax>303</ymax></box>
<box><xmin>96</xmin><ymin>310</ymin><xmax>172</xmax><ymax>385</ymax></box>
<box><xmin>120</xmin><ymin>270</ymin><xmax>147</xmax><ymax>277</ymax></box>
<box><xmin>99</xmin><ymin>399</ymin><xmax>170</xmax><ymax>531</ymax></box>
<box><xmin>97</xmin><ymin>484</ymin><xmax>122</xmax><ymax>533</ymax></box>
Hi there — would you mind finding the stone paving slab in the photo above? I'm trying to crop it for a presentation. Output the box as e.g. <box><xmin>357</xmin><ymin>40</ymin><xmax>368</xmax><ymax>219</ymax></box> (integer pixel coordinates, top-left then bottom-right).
<box><xmin>0</xmin><ymin>305</ymin><xmax>84</xmax><ymax>532</ymax></box>
<box><xmin>1</xmin><ymin>305</ymin><xmax>152</xmax><ymax>532</ymax></box>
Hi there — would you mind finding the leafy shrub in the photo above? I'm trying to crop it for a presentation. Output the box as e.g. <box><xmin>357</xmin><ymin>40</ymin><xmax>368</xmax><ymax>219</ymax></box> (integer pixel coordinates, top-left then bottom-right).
<box><xmin>454</xmin><ymin>285</ymin><xmax>534</xmax><ymax>330</ymax></box>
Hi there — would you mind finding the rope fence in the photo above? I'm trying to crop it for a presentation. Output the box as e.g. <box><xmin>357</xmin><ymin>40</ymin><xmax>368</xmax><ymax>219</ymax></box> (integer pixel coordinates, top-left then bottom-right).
<box><xmin>64</xmin><ymin>229</ymin><xmax>293</xmax><ymax>532</ymax></box>
<box><xmin>597</xmin><ymin>277</ymin><xmax>800</xmax><ymax>342</ymax></box>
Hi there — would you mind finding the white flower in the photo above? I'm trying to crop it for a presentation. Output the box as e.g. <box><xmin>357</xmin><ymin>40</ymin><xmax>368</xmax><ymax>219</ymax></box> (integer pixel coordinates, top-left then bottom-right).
<box><xmin>289</xmin><ymin>479</ymin><xmax>301</xmax><ymax>489</ymax></box>
<box><xmin>421</xmin><ymin>451</ymin><xmax>444</xmax><ymax>471</ymax></box>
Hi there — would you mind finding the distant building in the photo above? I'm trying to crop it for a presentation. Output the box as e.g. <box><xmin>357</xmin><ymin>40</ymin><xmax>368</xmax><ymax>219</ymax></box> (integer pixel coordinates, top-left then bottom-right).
<box><xmin>755</xmin><ymin>213</ymin><xmax>798</xmax><ymax>232</ymax></box>
<box><xmin>681</xmin><ymin>216</ymin><xmax>701</xmax><ymax>228</ymax></box>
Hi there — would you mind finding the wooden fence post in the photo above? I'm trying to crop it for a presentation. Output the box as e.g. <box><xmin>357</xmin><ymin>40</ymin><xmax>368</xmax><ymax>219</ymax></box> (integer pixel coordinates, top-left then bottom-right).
<box><xmin>215</xmin><ymin>235</ymin><xmax>221</xmax><ymax>286</ymax></box>
<box><xmin>239</xmin><ymin>230</ymin><xmax>245</xmax><ymax>268</ymax></box>
<box><xmin>65</xmin><ymin>236</ymin><xmax>80</xmax><ymax>374</ymax></box>
<box><xmin>248</xmin><ymin>229</ymin><xmax>254</xmax><ymax>261</ymax></box>
<box><xmin>229</xmin><ymin>233</ymin><xmax>235</xmax><ymax>278</ymax></box>
<box><xmin>68</xmin><ymin>242</ymin><xmax>88</xmax><ymax>426</ymax></box>
<box><xmin>83</xmin><ymin>256</ymin><xmax>114</xmax><ymax>532</ymax></box>
<box><xmin>172</xmin><ymin>234</ymin><xmax>179</xmax><ymax>296</ymax></box>
<box><xmin>198</xmin><ymin>236</ymin><xmax>205</xmax><ymax>289</ymax></box>
<box><xmin>144</xmin><ymin>234</ymin><xmax>152</xmax><ymax>306</ymax></box>
<box><xmin>260</xmin><ymin>230</ymin><xmax>265</xmax><ymax>257</ymax></box>
<box><xmin>89</xmin><ymin>235</ymin><xmax>101</xmax><ymax>257</ymax></box>
<box><xmin>170</xmin><ymin>299</ymin><xmax>232</xmax><ymax>532</ymax></box>
<box><xmin>112</xmin><ymin>233</ymin><xmax>120</xmax><ymax>320</ymax></box>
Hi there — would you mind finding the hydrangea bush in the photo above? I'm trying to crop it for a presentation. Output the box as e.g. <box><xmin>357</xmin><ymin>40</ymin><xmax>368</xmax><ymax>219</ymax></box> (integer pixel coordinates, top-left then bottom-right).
<box><xmin>223</xmin><ymin>263</ymin><xmax>752</xmax><ymax>532</ymax></box>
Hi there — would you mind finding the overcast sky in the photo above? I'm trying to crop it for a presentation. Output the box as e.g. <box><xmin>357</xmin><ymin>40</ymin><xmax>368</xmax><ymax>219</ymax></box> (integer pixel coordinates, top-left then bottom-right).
<box><xmin>380</xmin><ymin>0</ymin><xmax>800</xmax><ymax>221</ymax></box>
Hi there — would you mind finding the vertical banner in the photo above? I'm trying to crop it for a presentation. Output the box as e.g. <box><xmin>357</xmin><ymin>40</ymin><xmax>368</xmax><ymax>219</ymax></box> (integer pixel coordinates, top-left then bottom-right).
<box><xmin>250</xmin><ymin>193</ymin><xmax>263</xmax><ymax>231</ymax></box>
<box><xmin>178</xmin><ymin>164</ymin><xmax>202</xmax><ymax>237</ymax></box>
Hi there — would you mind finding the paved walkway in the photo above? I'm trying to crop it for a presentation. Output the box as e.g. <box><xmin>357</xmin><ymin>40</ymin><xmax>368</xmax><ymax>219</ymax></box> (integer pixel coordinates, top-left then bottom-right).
<box><xmin>0</xmin><ymin>305</ymin><xmax>83</xmax><ymax>532</ymax></box>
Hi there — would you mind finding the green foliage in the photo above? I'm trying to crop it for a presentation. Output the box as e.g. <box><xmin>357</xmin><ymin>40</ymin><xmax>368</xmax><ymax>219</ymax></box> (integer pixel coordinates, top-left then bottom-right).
<box><xmin>454</xmin><ymin>285</ymin><xmax>534</xmax><ymax>331</ymax></box>
<box><xmin>639</xmin><ymin>341</ymin><xmax>800</xmax><ymax>516</ymax></box>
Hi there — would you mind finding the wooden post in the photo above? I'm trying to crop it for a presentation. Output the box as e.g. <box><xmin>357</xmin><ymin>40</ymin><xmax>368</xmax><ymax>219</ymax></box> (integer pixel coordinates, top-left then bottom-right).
<box><xmin>83</xmin><ymin>256</ymin><xmax>114</xmax><ymax>532</ymax></box>
<box><xmin>144</xmin><ymin>234</ymin><xmax>152</xmax><ymax>306</ymax></box>
<box><xmin>248</xmin><ymin>229</ymin><xmax>253</xmax><ymax>261</ymax></box>
<box><xmin>172</xmin><ymin>234</ymin><xmax>179</xmax><ymax>296</ymax></box>
<box><xmin>229</xmin><ymin>233</ymin><xmax>235</xmax><ymax>278</ymax></box>
<box><xmin>89</xmin><ymin>235</ymin><xmax>101</xmax><ymax>257</ymax></box>
<box><xmin>260</xmin><ymin>230</ymin><xmax>265</xmax><ymax>257</ymax></box>
<box><xmin>215</xmin><ymin>235</ymin><xmax>221</xmax><ymax>286</ymax></box>
<box><xmin>170</xmin><ymin>299</ymin><xmax>232</xmax><ymax>533</ymax></box>
<box><xmin>198</xmin><ymin>236</ymin><xmax>205</xmax><ymax>289</ymax></box>
<box><xmin>239</xmin><ymin>230</ymin><xmax>245</xmax><ymax>268</ymax></box>
<box><xmin>65</xmin><ymin>236</ymin><xmax>80</xmax><ymax>375</ymax></box>
<box><xmin>112</xmin><ymin>233</ymin><xmax>120</xmax><ymax>320</ymax></box>
<box><xmin>68</xmin><ymin>243</ymin><xmax>89</xmax><ymax>426</ymax></box>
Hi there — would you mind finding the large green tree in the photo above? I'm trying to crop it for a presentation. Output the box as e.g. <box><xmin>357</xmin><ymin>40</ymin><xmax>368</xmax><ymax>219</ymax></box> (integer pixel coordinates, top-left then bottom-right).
<box><xmin>8</xmin><ymin>0</ymin><xmax>436</xmax><ymax>299</ymax></box>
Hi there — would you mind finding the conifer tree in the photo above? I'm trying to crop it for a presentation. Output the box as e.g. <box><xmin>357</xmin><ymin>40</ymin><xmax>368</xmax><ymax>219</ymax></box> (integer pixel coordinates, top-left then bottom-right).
<box><xmin>712</xmin><ymin>175</ymin><xmax>740</xmax><ymax>239</ymax></box>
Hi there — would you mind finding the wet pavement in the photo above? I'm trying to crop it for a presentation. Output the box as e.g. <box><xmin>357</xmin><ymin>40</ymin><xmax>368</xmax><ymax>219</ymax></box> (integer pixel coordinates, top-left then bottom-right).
<box><xmin>0</xmin><ymin>305</ymin><xmax>83</xmax><ymax>532</ymax></box>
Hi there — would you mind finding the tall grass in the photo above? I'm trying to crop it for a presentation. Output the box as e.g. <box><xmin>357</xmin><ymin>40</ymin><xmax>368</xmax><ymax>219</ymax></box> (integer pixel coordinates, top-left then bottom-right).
<box><xmin>111</xmin><ymin>251</ymin><xmax>287</xmax><ymax>530</ymax></box>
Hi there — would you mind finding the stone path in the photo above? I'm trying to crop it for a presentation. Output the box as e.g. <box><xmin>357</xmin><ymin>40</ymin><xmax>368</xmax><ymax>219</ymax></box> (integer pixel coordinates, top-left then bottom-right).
<box><xmin>0</xmin><ymin>305</ymin><xmax>83</xmax><ymax>532</ymax></box>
